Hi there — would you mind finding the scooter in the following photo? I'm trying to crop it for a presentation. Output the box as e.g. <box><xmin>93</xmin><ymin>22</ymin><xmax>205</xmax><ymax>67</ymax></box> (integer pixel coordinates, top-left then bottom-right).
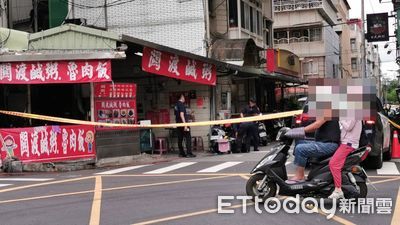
<box><xmin>257</xmin><ymin>122</ymin><xmax>268</xmax><ymax>146</ymax></box>
<box><xmin>246</xmin><ymin>127</ymin><xmax>371</xmax><ymax>200</ymax></box>
<box><xmin>209</xmin><ymin>124</ymin><xmax>238</xmax><ymax>154</ymax></box>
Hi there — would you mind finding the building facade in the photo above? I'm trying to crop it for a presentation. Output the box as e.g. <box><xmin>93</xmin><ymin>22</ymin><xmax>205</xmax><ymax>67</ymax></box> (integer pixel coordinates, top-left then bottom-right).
<box><xmin>348</xmin><ymin>19</ymin><xmax>363</xmax><ymax>78</ymax></box>
<box><xmin>273</xmin><ymin>0</ymin><xmax>340</xmax><ymax>79</ymax></box>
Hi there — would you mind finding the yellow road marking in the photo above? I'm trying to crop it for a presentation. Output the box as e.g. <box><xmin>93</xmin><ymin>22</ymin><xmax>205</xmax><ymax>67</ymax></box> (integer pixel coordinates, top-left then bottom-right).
<box><xmin>392</xmin><ymin>186</ymin><xmax>400</xmax><ymax>225</ymax></box>
<box><xmin>371</xmin><ymin>177</ymin><xmax>400</xmax><ymax>185</ymax></box>
<box><xmin>102</xmin><ymin>175</ymin><xmax>233</xmax><ymax>192</ymax></box>
<box><xmin>89</xmin><ymin>176</ymin><xmax>102</xmax><ymax>225</ymax></box>
<box><xmin>132</xmin><ymin>203</ymin><xmax>255</xmax><ymax>225</ymax></box>
<box><xmin>0</xmin><ymin>190</ymin><xmax>93</xmax><ymax>204</ymax></box>
<box><xmin>0</xmin><ymin>175</ymin><xmax>232</xmax><ymax>204</ymax></box>
<box><xmin>101</xmin><ymin>173</ymin><xmax>252</xmax><ymax>177</ymax></box>
<box><xmin>311</xmin><ymin>206</ymin><xmax>356</xmax><ymax>225</ymax></box>
<box><xmin>0</xmin><ymin>176</ymin><xmax>94</xmax><ymax>194</ymax></box>
<box><xmin>239</xmin><ymin>175</ymin><xmax>250</xmax><ymax>180</ymax></box>
<box><xmin>101</xmin><ymin>173</ymin><xmax>400</xmax><ymax>179</ymax></box>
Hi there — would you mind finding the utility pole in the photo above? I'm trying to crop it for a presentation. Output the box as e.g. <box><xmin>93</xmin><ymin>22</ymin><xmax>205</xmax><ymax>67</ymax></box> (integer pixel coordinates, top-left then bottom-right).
<box><xmin>104</xmin><ymin>0</ymin><xmax>108</xmax><ymax>29</ymax></box>
<box><xmin>33</xmin><ymin>0</ymin><xmax>38</xmax><ymax>32</ymax></box>
<box><xmin>361</xmin><ymin>0</ymin><xmax>367</xmax><ymax>78</ymax></box>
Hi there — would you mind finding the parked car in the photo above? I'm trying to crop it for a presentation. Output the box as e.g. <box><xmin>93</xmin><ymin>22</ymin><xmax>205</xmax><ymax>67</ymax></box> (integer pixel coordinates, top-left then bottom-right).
<box><xmin>293</xmin><ymin>97</ymin><xmax>391</xmax><ymax>169</ymax></box>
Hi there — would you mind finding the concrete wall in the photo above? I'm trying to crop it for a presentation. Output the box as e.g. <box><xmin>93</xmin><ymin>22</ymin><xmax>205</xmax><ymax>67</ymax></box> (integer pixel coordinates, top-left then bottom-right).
<box><xmin>74</xmin><ymin>0</ymin><xmax>207</xmax><ymax>56</ymax></box>
<box><xmin>274</xmin><ymin>10</ymin><xmax>323</xmax><ymax>29</ymax></box>
<box><xmin>324</xmin><ymin>26</ymin><xmax>340</xmax><ymax>78</ymax></box>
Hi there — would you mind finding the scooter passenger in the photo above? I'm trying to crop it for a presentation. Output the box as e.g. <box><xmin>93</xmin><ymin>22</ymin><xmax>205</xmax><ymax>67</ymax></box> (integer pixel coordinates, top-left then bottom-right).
<box><xmin>285</xmin><ymin>119</ymin><xmax>340</xmax><ymax>184</ymax></box>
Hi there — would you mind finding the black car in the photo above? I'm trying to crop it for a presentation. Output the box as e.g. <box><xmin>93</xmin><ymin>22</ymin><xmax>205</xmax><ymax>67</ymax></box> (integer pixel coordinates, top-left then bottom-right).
<box><xmin>293</xmin><ymin>97</ymin><xmax>391</xmax><ymax>169</ymax></box>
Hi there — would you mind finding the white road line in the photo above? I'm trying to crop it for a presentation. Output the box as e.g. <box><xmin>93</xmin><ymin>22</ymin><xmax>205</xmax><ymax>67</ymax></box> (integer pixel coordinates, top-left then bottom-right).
<box><xmin>95</xmin><ymin>165</ymin><xmax>149</xmax><ymax>175</ymax></box>
<box><xmin>0</xmin><ymin>184</ymin><xmax>12</xmax><ymax>188</ymax></box>
<box><xmin>377</xmin><ymin>162</ymin><xmax>400</xmax><ymax>175</ymax></box>
<box><xmin>144</xmin><ymin>162</ymin><xmax>197</xmax><ymax>174</ymax></box>
<box><xmin>197</xmin><ymin>162</ymin><xmax>243</xmax><ymax>173</ymax></box>
<box><xmin>0</xmin><ymin>178</ymin><xmax>54</xmax><ymax>182</ymax></box>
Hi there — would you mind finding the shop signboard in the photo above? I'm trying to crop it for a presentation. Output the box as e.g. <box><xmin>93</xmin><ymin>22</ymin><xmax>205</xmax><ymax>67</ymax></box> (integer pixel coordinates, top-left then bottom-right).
<box><xmin>366</xmin><ymin>13</ymin><xmax>389</xmax><ymax>42</ymax></box>
<box><xmin>0</xmin><ymin>60</ymin><xmax>112</xmax><ymax>84</ymax></box>
<box><xmin>142</xmin><ymin>47</ymin><xmax>217</xmax><ymax>86</ymax></box>
<box><xmin>0</xmin><ymin>125</ymin><xmax>96</xmax><ymax>163</ymax></box>
<box><xmin>94</xmin><ymin>83</ymin><xmax>137</xmax><ymax>129</ymax></box>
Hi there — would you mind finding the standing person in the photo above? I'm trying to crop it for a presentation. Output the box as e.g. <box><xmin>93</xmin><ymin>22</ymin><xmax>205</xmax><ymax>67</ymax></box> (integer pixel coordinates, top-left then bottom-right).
<box><xmin>174</xmin><ymin>94</ymin><xmax>196</xmax><ymax>158</ymax></box>
<box><xmin>328</xmin><ymin>120</ymin><xmax>362</xmax><ymax>199</ymax></box>
<box><xmin>237</xmin><ymin>98</ymin><xmax>261</xmax><ymax>152</ymax></box>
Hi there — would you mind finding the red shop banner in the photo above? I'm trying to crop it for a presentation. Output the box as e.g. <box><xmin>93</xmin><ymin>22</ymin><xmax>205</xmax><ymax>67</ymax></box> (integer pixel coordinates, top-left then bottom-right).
<box><xmin>0</xmin><ymin>125</ymin><xmax>96</xmax><ymax>163</ymax></box>
<box><xmin>141</xmin><ymin>47</ymin><xmax>216</xmax><ymax>86</ymax></box>
<box><xmin>0</xmin><ymin>60</ymin><xmax>112</xmax><ymax>84</ymax></box>
<box><xmin>94</xmin><ymin>83</ymin><xmax>136</xmax><ymax>98</ymax></box>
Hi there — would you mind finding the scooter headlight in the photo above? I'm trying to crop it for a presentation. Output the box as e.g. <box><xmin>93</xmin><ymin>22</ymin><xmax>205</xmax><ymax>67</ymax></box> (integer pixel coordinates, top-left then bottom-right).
<box><xmin>255</xmin><ymin>153</ymin><xmax>277</xmax><ymax>169</ymax></box>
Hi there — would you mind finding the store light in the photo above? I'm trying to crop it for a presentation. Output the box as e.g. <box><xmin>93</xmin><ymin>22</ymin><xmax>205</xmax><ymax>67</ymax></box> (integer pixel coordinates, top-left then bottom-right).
<box><xmin>135</xmin><ymin>52</ymin><xmax>143</xmax><ymax>56</ymax></box>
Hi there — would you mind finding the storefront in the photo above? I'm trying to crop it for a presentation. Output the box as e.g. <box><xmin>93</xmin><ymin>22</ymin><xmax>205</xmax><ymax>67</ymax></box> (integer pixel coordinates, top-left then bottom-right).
<box><xmin>211</xmin><ymin>39</ymin><xmax>304</xmax><ymax>119</ymax></box>
<box><xmin>0</xmin><ymin>24</ymin><xmax>125</xmax><ymax>165</ymax></box>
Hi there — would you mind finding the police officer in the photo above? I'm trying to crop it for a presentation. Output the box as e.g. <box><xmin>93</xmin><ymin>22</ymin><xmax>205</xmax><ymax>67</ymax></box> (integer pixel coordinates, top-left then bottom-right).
<box><xmin>237</xmin><ymin>98</ymin><xmax>261</xmax><ymax>152</ymax></box>
<box><xmin>174</xmin><ymin>94</ymin><xmax>196</xmax><ymax>158</ymax></box>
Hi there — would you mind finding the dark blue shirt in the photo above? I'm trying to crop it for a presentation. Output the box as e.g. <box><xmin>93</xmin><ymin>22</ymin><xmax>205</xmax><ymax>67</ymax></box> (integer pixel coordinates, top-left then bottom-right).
<box><xmin>174</xmin><ymin>101</ymin><xmax>188</xmax><ymax>123</ymax></box>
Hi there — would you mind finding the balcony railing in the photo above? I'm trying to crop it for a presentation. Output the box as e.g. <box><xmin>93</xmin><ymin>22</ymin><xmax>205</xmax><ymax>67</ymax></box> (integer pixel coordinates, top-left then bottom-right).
<box><xmin>274</xmin><ymin>36</ymin><xmax>310</xmax><ymax>44</ymax></box>
<box><xmin>274</xmin><ymin>0</ymin><xmax>323</xmax><ymax>12</ymax></box>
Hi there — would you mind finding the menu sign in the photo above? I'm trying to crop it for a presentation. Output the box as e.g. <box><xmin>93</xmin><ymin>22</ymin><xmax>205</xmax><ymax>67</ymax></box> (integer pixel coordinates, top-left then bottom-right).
<box><xmin>94</xmin><ymin>83</ymin><xmax>137</xmax><ymax>129</ymax></box>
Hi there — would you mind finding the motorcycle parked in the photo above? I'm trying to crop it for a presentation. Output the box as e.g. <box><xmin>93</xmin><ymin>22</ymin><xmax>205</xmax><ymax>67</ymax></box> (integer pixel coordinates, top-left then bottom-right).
<box><xmin>209</xmin><ymin>124</ymin><xmax>238</xmax><ymax>154</ymax></box>
<box><xmin>257</xmin><ymin>122</ymin><xmax>268</xmax><ymax>146</ymax></box>
<box><xmin>246</xmin><ymin>127</ymin><xmax>370</xmax><ymax>201</ymax></box>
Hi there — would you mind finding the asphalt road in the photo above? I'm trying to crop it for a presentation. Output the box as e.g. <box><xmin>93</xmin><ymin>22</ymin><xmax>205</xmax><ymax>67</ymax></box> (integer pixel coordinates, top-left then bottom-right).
<box><xmin>1</xmin><ymin>144</ymin><xmax>400</xmax><ymax>225</ymax></box>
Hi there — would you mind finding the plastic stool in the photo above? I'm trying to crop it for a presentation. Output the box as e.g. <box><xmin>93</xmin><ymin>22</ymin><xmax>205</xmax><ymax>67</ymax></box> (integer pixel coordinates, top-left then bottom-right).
<box><xmin>191</xmin><ymin>136</ymin><xmax>204</xmax><ymax>152</ymax></box>
<box><xmin>154</xmin><ymin>137</ymin><xmax>168</xmax><ymax>155</ymax></box>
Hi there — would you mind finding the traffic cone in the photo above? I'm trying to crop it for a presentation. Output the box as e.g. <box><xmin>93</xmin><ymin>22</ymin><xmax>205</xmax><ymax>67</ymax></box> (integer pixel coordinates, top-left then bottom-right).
<box><xmin>392</xmin><ymin>130</ymin><xmax>400</xmax><ymax>159</ymax></box>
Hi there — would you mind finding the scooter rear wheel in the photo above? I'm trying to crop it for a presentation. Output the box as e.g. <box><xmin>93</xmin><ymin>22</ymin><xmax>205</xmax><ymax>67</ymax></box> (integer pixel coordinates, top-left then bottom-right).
<box><xmin>246</xmin><ymin>174</ymin><xmax>277</xmax><ymax>202</ymax></box>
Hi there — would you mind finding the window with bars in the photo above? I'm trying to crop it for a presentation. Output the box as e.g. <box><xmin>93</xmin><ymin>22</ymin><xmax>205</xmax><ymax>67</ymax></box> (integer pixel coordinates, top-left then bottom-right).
<box><xmin>239</xmin><ymin>0</ymin><xmax>263</xmax><ymax>37</ymax></box>
<box><xmin>351</xmin><ymin>58</ymin><xmax>357</xmax><ymax>70</ymax></box>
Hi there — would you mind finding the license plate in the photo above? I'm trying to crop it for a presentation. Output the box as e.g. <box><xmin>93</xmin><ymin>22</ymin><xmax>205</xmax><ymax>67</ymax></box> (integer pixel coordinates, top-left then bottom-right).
<box><xmin>260</xmin><ymin>132</ymin><xmax>267</xmax><ymax>137</ymax></box>
<box><xmin>210</xmin><ymin>136</ymin><xmax>219</xmax><ymax>140</ymax></box>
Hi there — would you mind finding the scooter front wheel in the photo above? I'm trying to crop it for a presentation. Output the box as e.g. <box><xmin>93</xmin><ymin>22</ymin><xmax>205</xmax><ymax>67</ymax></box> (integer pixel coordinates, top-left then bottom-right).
<box><xmin>246</xmin><ymin>174</ymin><xmax>277</xmax><ymax>202</ymax></box>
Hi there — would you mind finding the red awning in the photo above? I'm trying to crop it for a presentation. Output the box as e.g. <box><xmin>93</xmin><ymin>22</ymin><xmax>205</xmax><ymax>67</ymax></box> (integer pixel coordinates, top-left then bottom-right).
<box><xmin>141</xmin><ymin>47</ymin><xmax>216</xmax><ymax>86</ymax></box>
<box><xmin>0</xmin><ymin>59</ymin><xmax>112</xmax><ymax>84</ymax></box>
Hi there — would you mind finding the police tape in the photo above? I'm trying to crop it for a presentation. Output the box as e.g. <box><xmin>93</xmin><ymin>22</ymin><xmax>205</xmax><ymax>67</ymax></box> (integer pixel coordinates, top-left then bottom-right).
<box><xmin>388</xmin><ymin>119</ymin><xmax>400</xmax><ymax>130</ymax></box>
<box><xmin>0</xmin><ymin>109</ymin><xmax>303</xmax><ymax>129</ymax></box>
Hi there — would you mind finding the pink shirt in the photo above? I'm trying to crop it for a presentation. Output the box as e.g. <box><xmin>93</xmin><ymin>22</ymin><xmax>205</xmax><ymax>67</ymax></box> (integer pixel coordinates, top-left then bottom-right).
<box><xmin>339</xmin><ymin>120</ymin><xmax>362</xmax><ymax>148</ymax></box>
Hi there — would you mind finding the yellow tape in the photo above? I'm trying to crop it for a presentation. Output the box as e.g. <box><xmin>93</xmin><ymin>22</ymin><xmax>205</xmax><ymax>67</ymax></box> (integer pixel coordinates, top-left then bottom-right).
<box><xmin>0</xmin><ymin>110</ymin><xmax>303</xmax><ymax>129</ymax></box>
<box><xmin>389</xmin><ymin>119</ymin><xmax>400</xmax><ymax>130</ymax></box>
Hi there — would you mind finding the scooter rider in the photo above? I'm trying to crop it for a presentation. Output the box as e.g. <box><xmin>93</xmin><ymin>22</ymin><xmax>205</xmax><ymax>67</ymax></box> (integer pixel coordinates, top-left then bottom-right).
<box><xmin>237</xmin><ymin>98</ymin><xmax>261</xmax><ymax>152</ymax></box>
<box><xmin>285</xmin><ymin>117</ymin><xmax>340</xmax><ymax>184</ymax></box>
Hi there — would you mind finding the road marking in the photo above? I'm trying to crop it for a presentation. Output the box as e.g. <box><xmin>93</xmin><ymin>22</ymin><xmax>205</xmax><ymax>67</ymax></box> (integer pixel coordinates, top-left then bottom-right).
<box><xmin>0</xmin><ymin>184</ymin><xmax>12</xmax><ymax>188</ymax></box>
<box><xmin>370</xmin><ymin>177</ymin><xmax>400</xmax><ymax>185</ymax></box>
<box><xmin>95</xmin><ymin>165</ymin><xmax>149</xmax><ymax>175</ymax></box>
<box><xmin>392</xmin><ymin>186</ymin><xmax>400</xmax><ymax>225</ymax></box>
<box><xmin>0</xmin><ymin>176</ymin><xmax>94</xmax><ymax>194</ymax></box>
<box><xmin>132</xmin><ymin>202</ymin><xmax>255</xmax><ymax>225</ymax></box>
<box><xmin>0</xmin><ymin>189</ymin><xmax>93</xmax><ymax>204</ymax></box>
<box><xmin>89</xmin><ymin>176</ymin><xmax>102</xmax><ymax>225</ymax></box>
<box><xmin>197</xmin><ymin>162</ymin><xmax>243</xmax><ymax>173</ymax></box>
<box><xmin>103</xmin><ymin>175</ymin><xmax>232</xmax><ymax>192</ymax></box>
<box><xmin>0</xmin><ymin>176</ymin><xmax>232</xmax><ymax>205</ymax></box>
<box><xmin>0</xmin><ymin>178</ymin><xmax>54</xmax><ymax>182</ymax></box>
<box><xmin>144</xmin><ymin>162</ymin><xmax>197</xmax><ymax>174</ymax></box>
<box><xmin>377</xmin><ymin>162</ymin><xmax>400</xmax><ymax>175</ymax></box>
<box><xmin>239</xmin><ymin>175</ymin><xmax>250</xmax><ymax>180</ymax></box>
